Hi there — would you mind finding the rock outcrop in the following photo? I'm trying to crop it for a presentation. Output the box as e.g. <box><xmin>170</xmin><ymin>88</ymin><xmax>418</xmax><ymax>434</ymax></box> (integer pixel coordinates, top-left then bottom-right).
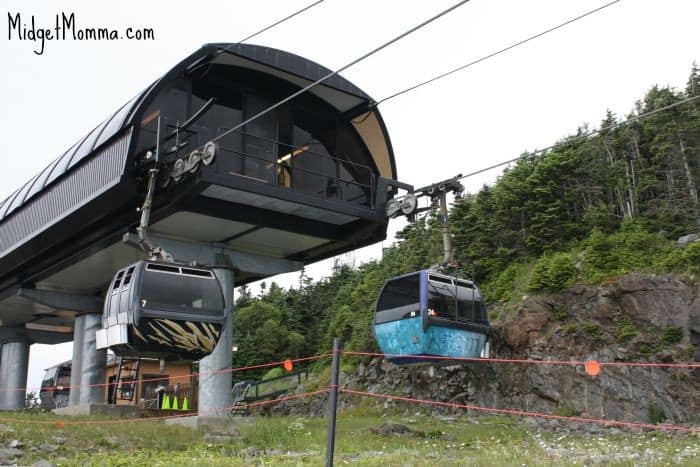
<box><xmin>274</xmin><ymin>273</ymin><xmax>699</xmax><ymax>425</ymax></box>
<box><xmin>354</xmin><ymin>274</ymin><xmax>698</xmax><ymax>424</ymax></box>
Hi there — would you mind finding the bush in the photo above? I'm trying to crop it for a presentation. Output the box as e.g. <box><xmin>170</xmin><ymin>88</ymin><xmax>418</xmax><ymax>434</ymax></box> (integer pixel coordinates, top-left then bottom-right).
<box><xmin>615</xmin><ymin>315</ymin><xmax>637</xmax><ymax>343</ymax></box>
<box><xmin>582</xmin><ymin>224</ymin><xmax>675</xmax><ymax>283</ymax></box>
<box><xmin>637</xmin><ymin>342</ymin><xmax>656</xmax><ymax>357</ymax></box>
<box><xmin>552</xmin><ymin>406</ymin><xmax>581</xmax><ymax>417</ymax></box>
<box><xmin>581</xmin><ymin>322</ymin><xmax>601</xmax><ymax>339</ymax></box>
<box><xmin>681</xmin><ymin>242</ymin><xmax>700</xmax><ymax>273</ymax></box>
<box><xmin>262</xmin><ymin>367</ymin><xmax>284</xmax><ymax>381</ymax></box>
<box><xmin>661</xmin><ymin>326</ymin><xmax>683</xmax><ymax>343</ymax></box>
<box><xmin>483</xmin><ymin>261</ymin><xmax>526</xmax><ymax>302</ymax></box>
<box><xmin>553</xmin><ymin>306</ymin><xmax>568</xmax><ymax>320</ymax></box>
<box><xmin>648</xmin><ymin>403</ymin><xmax>666</xmax><ymax>425</ymax></box>
<box><xmin>527</xmin><ymin>252</ymin><xmax>576</xmax><ymax>292</ymax></box>
<box><xmin>656</xmin><ymin>241</ymin><xmax>700</xmax><ymax>274</ymax></box>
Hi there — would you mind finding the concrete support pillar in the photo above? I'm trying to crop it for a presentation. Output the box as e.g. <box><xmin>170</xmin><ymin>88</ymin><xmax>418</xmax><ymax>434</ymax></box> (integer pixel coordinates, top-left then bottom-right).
<box><xmin>69</xmin><ymin>314</ymin><xmax>85</xmax><ymax>406</ymax></box>
<box><xmin>78</xmin><ymin>313</ymin><xmax>106</xmax><ymax>405</ymax></box>
<box><xmin>198</xmin><ymin>267</ymin><xmax>233</xmax><ymax>416</ymax></box>
<box><xmin>0</xmin><ymin>340</ymin><xmax>30</xmax><ymax>410</ymax></box>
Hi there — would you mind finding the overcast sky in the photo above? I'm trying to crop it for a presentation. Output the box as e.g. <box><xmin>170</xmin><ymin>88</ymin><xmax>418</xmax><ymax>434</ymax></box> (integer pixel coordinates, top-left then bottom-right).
<box><xmin>0</xmin><ymin>0</ymin><xmax>697</xmax><ymax>394</ymax></box>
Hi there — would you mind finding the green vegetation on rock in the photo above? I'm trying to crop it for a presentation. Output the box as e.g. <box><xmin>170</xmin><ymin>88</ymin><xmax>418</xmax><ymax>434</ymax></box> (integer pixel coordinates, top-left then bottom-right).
<box><xmin>527</xmin><ymin>252</ymin><xmax>576</xmax><ymax>292</ymax></box>
<box><xmin>661</xmin><ymin>326</ymin><xmax>683</xmax><ymax>344</ymax></box>
<box><xmin>615</xmin><ymin>315</ymin><xmax>638</xmax><ymax>343</ymax></box>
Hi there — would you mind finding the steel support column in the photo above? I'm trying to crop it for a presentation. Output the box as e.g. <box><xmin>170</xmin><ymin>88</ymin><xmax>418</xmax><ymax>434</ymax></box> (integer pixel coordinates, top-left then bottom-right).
<box><xmin>198</xmin><ymin>267</ymin><xmax>233</xmax><ymax>416</ymax></box>
<box><xmin>78</xmin><ymin>313</ymin><xmax>106</xmax><ymax>405</ymax></box>
<box><xmin>69</xmin><ymin>314</ymin><xmax>85</xmax><ymax>406</ymax></box>
<box><xmin>0</xmin><ymin>340</ymin><xmax>30</xmax><ymax>410</ymax></box>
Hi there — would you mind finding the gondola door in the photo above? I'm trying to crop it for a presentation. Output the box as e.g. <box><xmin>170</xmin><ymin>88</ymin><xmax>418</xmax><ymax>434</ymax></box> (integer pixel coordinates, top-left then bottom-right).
<box><xmin>373</xmin><ymin>271</ymin><xmax>426</xmax><ymax>362</ymax></box>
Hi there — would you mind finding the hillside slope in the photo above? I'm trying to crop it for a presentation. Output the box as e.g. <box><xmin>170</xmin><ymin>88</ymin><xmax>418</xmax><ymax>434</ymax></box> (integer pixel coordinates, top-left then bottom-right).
<box><xmin>231</xmin><ymin>68</ymin><xmax>699</xmax><ymax>368</ymax></box>
<box><xmin>366</xmin><ymin>274</ymin><xmax>696</xmax><ymax>422</ymax></box>
<box><xmin>272</xmin><ymin>273</ymin><xmax>698</xmax><ymax>427</ymax></box>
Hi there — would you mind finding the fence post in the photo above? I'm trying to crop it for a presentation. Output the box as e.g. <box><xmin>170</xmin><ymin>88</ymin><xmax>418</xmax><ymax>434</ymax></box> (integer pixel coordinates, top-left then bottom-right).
<box><xmin>325</xmin><ymin>338</ymin><xmax>341</xmax><ymax>467</ymax></box>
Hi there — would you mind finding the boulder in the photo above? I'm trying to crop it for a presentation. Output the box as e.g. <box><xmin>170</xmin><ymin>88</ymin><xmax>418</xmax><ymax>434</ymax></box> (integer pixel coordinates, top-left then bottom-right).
<box><xmin>594</xmin><ymin>299</ymin><xmax>617</xmax><ymax>321</ymax></box>
<box><xmin>677</xmin><ymin>233</ymin><xmax>700</xmax><ymax>245</ymax></box>
<box><xmin>0</xmin><ymin>448</ymin><xmax>24</xmax><ymax>461</ymax></box>
<box><xmin>504</xmin><ymin>305</ymin><xmax>549</xmax><ymax>348</ymax></box>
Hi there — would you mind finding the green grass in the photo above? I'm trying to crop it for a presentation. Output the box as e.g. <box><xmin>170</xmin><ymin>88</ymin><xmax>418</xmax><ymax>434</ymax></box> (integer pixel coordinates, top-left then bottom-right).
<box><xmin>0</xmin><ymin>410</ymin><xmax>696</xmax><ymax>465</ymax></box>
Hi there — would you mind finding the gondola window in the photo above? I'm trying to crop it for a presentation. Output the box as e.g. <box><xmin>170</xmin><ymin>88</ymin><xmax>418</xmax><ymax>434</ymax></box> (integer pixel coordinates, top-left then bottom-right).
<box><xmin>427</xmin><ymin>280</ymin><xmax>457</xmax><ymax>320</ymax></box>
<box><xmin>140</xmin><ymin>268</ymin><xmax>223</xmax><ymax>317</ymax></box>
<box><xmin>375</xmin><ymin>274</ymin><xmax>420</xmax><ymax>324</ymax></box>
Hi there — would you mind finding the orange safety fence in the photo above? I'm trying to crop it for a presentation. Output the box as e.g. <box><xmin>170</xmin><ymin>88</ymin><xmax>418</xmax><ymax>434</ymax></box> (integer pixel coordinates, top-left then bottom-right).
<box><xmin>339</xmin><ymin>388</ymin><xmax>700</xmax><ymax>433</ymax></box>
<box><xmin>10</xmin><ymin>349</ymin><xmax>697</xmax><ymax>394</ymax></box>
<box><xmin>341</xmin><ymin>351</ymin><xmax>700</xmax><ymax>369</ymax></box>
<box><xmin>4</xmin><ymin>383</ymin><xmax>695</xmax><ymax>433</ymax></box>
<box><xmin>0</xmin><ymin>345</ymin><xmax>696</xmax><ymax>434</ymax></box>
<box><xmin>1</xmin><ymin>353</ymin><xmax>332</xmax><ymax>393</ymax></box>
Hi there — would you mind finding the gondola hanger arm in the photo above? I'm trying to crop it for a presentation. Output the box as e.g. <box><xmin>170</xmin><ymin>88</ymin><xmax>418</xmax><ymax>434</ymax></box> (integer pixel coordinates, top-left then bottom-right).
<box><xmin>385</xmin><ymin>174</ymin><xmax>464</xmax><ymax>267</ymax></box>
<box><xmin>384</xmin><ymin>174</ymin><xmax>464</xmax><ymax>220</ymax></box>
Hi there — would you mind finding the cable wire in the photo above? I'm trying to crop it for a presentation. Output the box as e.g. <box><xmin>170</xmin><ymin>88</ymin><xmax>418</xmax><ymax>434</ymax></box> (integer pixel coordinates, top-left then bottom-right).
<box><xmin>341</xmin><ymin>351</ymin><xmax>700</xmax><ymax>368</ymax></box>
<box><xmin>457</xmin><ymin>94</ymin><xmax>700</xmax><ymax>182</ymax></box>
<box><xmin>374</xmin><ymin>0</ymin><xmax>622</xmax><ymax>106</ymax></box>
<box><xmin>237</xmin><ymin>0</ymin><xmax>328</xmax><ymax>44</ymax></box>
<box><xmin>211</xmin><ymin>0</ymin><xmax>474</xmax><ymax>145</ymax></box>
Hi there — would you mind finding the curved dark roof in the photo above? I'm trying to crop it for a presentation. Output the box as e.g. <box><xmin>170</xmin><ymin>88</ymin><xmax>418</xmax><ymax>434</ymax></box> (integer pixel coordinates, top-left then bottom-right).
<box><xmin>215</xmin><ymin>43</ymin><xmax>370</xmax><ymax>100</ymax></box>
<box><xmin>0</xmin><ymin>93</ymin><xmax>143</xmax><ymax>221</ymax></box>
<box><xmin>0</xmin><ymin>43</ymin><xmax>378</xmax><ymax>223</ymax></box>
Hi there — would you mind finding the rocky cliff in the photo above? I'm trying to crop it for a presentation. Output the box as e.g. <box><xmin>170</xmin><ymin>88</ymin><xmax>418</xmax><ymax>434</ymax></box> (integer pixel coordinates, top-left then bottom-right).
<box><xmin>275</xmin><ymin>273</ymin><xmax>699</xmax><ymax>426</ymax></box>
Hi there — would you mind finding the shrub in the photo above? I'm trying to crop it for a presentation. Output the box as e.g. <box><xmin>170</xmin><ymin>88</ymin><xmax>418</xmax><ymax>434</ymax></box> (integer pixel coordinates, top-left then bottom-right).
<box><xmin>484</xmin><ymin>262</ymin><xmax>523</xmax><ymax>302</ymax></box>
<box><xmin>527</xmin><ymin>252</ymin><xmax>576</xmax><ymax>292</ymax></box>
<box><xmin>552</xmin><ymin>406</ymin><xmax>581</xmax><ymax>417</ymax></box>
<box><xmin>648</xmin><ymin>403</ymin><xmax>666</xmax><ymax>425</ymax></box>
<box><xmin>637</xmin><ymin>342</ymin><xmax>655</xmax><ymax>357</ymax></box>
<box><xmin>680</xmin><ymin>346</ymin><xmax>694</xmax><ymax>360</ymax></box>
<box><xmin>553</xmin><ymin>306</ymin><xmax>568</xmax><ymax>320</ymax></box>
<box><xmin>655</xmin><ymin>241</ymin><xmax>700</xmax><ymax>274</ymax></box>
<box><xmin>661</xmin><ymin>326</ymin><xmax>683</xmax><ymax>343</ymax></box>
<box><xmin>581</xmin><ymin>322</ymin><xmax>601</xmax><ymax>339</ymax></box>
<box><xmin>582</xmin><ymin>224</ymin><xmax>675</xmax><ymax>283</ymax></box>
<box><xmin>262</xmin><ymin>367</ymin><xmax>284</xmax><ymax>381</ymax></box>
<box><xmin>615</xmin><ymin>315</ymin><xmax>637</xmax><ymax>343</ymax></box>
<box><xmin>679</xmin><ymin>241</ymin><xmax>700</xmax><ymax>274</ymax></box>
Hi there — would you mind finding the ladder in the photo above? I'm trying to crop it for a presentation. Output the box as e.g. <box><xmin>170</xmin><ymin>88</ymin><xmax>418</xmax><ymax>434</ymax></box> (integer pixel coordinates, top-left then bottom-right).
<box><xmin>230</xmin><ymin>381</ymin><xmax>252</xmax><ymax>416</ymax></box>
<box><xmin>112</xmin><ymin>357</ymin><xmax>141</xmax><ymax>404</ymax></box>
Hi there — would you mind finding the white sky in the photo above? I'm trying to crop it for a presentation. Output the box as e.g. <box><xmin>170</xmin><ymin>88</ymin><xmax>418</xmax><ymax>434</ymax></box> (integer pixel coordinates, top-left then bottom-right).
<box><xmin>0</xmin><ymin>0</ymin><xmax>697</xmax><ymax>394</ymax></box>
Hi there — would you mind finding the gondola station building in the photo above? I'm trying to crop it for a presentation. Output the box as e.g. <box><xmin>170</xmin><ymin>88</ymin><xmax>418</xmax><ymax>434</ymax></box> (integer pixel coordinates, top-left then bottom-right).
<box><xmin>0</xmin><ymin>43</ymin><xmax>399</xmax><ymax>413</ymax></box>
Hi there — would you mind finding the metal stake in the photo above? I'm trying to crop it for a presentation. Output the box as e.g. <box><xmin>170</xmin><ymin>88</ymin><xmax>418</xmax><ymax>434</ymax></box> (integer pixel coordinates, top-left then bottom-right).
<box><xmin>325</xmin><ymin>338</ymin><xmax>341</xmax><ymax>467</ymax></box>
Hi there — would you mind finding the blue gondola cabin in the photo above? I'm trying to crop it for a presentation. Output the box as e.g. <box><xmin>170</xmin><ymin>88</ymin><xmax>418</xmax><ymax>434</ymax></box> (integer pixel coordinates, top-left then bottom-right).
<box><xmin>373</xmin><ymin>270</ymin><xmax>491</xmax><ymax>365</ymax></box>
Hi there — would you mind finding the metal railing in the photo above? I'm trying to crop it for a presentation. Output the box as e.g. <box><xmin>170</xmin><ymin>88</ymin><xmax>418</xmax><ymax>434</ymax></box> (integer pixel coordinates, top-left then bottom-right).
<box><xmin>215</xmin><ymin>129</ymin><xmax>376</xmax><ymax>211</ymax></box>
<box><xmin>144</xmin><ymin>116</ymin><xmax>377</xmax><ymax>211</ymax></box>
<box><xmin>232</xmin><ymin>369</ymin><xmax>309</xmax><ymax>402</ymax></box>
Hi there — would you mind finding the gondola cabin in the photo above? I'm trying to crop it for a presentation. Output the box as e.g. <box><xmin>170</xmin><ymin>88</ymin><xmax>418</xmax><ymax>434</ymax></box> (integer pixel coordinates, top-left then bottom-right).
<box><xmin>39</xmin><ymin>361</ymin><xmax>72</xmax><ymax>410</ymax></box>
<box><xmin>96</xmin><ymin>261</ymin><xmax>226</xmax><ymax>361</ymax></box>
<box><xmin>373</xmin><ymin>270</ymin><xmax>491</xmax><ymax>365</ymax></box>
